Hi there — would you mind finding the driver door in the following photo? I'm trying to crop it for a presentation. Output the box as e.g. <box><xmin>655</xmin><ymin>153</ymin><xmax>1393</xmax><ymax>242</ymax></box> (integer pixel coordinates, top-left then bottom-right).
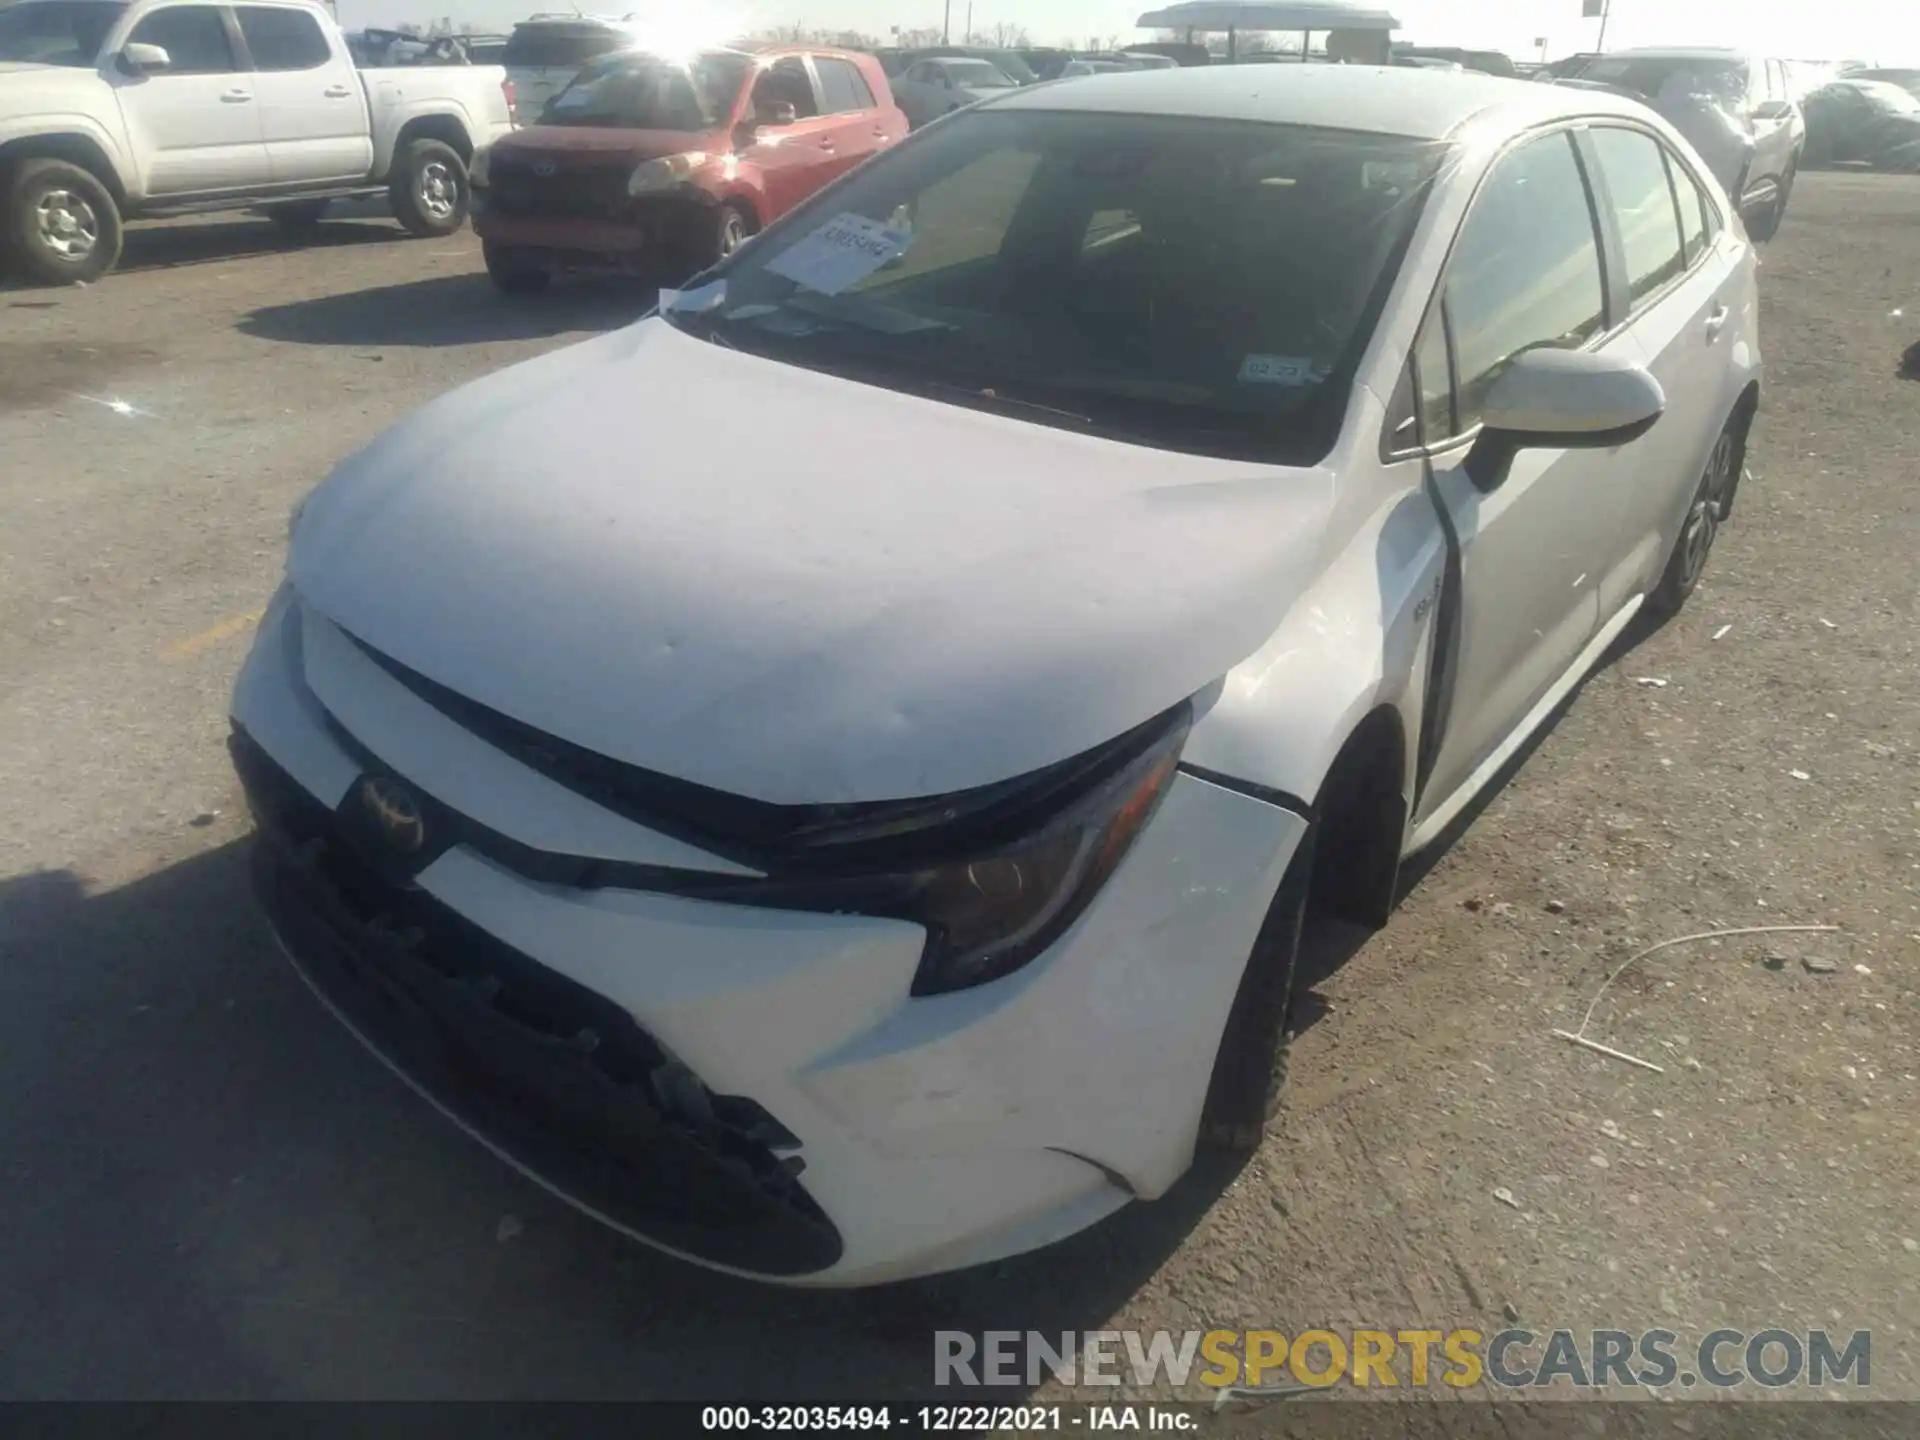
<box><xmin>1409</xmin><ymin>128</ymin><xmax>1626</xmax><ymax>830</ymax></box>
<box><xmin>739</xmin><ymin>56</ymin><xmax>839</xmax><ymax>221</ymax></box>
<box><xmin>107</xmin><ymin>2</ymin><xmax>270</xmax><ymax>196</ymax></box>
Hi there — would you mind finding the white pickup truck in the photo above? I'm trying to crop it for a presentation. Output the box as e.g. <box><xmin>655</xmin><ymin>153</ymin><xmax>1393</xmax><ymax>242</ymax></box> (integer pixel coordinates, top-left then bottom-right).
<box><xmin>0</xmin><ymin>0</ymin><xmax>513</xmax><ymax>283</ymax></box>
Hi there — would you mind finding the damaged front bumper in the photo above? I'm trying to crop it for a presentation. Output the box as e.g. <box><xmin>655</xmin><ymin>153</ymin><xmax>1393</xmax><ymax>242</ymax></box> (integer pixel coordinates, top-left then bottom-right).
<box><xmin>229</xmin><ymin>588</ymin><xmax>1308</xmax><ymax>1284</ymax></box>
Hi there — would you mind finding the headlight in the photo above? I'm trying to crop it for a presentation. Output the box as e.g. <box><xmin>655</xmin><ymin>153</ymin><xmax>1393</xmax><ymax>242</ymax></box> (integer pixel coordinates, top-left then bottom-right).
<box><xmin>628</xmin><ymin>151</ymin><xmax>709</xmax><ymax>197</ymax></box>
<box><xmin>900</xmin><ymin>717</ymin><xmax>1186</xmax><ymax>994</ymax></box>
<box><xmin>665</xmin><ymin>706</ymin><xmax>1192</xmax><ymax>996</ymax></box>
<box><xmin>468</xmin><ymin>147</ymin><xmax>490</xmax><ymax>188</ymax></box>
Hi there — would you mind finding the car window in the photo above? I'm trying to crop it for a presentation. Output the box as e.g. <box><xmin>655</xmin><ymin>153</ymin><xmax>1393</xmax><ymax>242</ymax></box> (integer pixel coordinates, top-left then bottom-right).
<box><xmin>127</xmin><ymin>4</ymin><xmax>236</xmax><ymax>73</ymax></box>
<box><xmin>503</xmin><ymin>24</ymin><xmax>629</xmax><ymax>69</ymax></box>
<box><xmin>680</xmin><ymin>112</ymin><xmax>1443</xmax><ymax>466</ymax></box>
<box><xmin>943</xmin><ymin>59</ymin><xmax>1016</xmax><ymax>87</ymax></box>
<box><xmin>1668</xmin><ymin>149</ymin><xmax>1711</xmax><ymax>264</ymax></box>
<box><xmin>0</xmin><ymin>0</ymin><xmax>125</xmax><ymax>66</ymax></box>
<box><xmin>815</xmin><ymin>56</ymin><xmax>876</xmax><ymax>113</ymax></box>
<box><xmin>753</xmin><ymin>57</ymin><xmax>818</xmax><ymax>119</ymax></box>
<box><xmin>1445</xmin><ymin>130</ymin><xmax>1605</xmax><ymax>430</ymax></box>
<box><xmin>236</xmin><ymin>5</ymin><xmax>329</xmax><ymax>71</ymax></box>
<box><xmin>1412</xmin><ymin>305</ymin><xmax>1454</xmax><ymax>445</ymax></box>
<box><xmin>1589</xmin><ymin>127</ymin><xmax>1687</xmax><ymax>308</ymax></box>
<box><xmin>545</xmin><ymin>52</ymin><xmax>750</xmax><ymax>130</ymax></box>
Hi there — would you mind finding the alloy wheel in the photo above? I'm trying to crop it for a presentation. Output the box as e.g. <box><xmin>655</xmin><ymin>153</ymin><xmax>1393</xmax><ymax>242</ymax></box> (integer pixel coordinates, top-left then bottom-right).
<box><xmin>35</xmin><ymin>188</ymin><xmax>99</xmax><ymax>261</ymax></box>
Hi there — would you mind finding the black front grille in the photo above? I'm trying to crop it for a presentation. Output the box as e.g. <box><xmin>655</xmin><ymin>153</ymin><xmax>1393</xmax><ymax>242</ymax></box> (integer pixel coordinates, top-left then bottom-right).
<box><xmin>233</xmin><ymin>728</ymin><xmax>843</xmax><ymax>1277</ymax></box>
<box><xmin>487</xmin><ymin>162</ymin><xmax>632</xmax><ymax>218</ymax></box>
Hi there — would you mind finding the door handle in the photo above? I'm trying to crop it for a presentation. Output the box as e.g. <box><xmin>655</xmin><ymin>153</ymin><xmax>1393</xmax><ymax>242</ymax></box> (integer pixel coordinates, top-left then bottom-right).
<box><xmin>1704</xmin><ymin>304</ymin><xmax>1730</xmax><ymax>339</ymax></box>
<box><xmin>221</xmin><ymin>90</ymin><xmax>253</xmax><ymax>103</ymax></box>
<box><xmin>324</xmin><ymin>85</ymin><xmax>352</xmax><ymax>98</ymax></box>
<box><xmin>818</xmin><ymin>141</ymin><xmax>836</xmax><ymax>153</ymax></box>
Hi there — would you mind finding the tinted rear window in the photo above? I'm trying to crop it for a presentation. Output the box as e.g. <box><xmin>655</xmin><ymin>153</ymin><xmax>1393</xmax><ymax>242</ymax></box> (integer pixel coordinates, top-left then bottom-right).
<box><xmin>504</xmin><ymin>25</ymin><xmax>630</xmax><ymax>69</ymax></box>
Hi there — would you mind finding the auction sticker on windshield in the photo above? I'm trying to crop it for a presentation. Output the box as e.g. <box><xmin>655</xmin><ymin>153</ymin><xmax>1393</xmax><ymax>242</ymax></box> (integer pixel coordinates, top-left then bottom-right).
<box><xmin>763</xmin><ymin>213</ymin><xmax>915</xmax><ymax>296</ymax></box>
<box><xmin>1238</xmin><ymin>354</ymin><xmax>1320</xmax><ymax>386</ymax></box>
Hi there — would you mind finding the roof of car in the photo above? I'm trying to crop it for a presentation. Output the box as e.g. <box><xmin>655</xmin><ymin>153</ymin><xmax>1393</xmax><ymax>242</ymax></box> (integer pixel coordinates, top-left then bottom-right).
<box><xmin>985</xmin><ymin>62</ymin><xmax>1651</xmax><ymax>139</ymax></box>
<box><xmin>1595</xmin><ymin>47</ymin><xmax>1754</xmax><ymax>61</ymax></box>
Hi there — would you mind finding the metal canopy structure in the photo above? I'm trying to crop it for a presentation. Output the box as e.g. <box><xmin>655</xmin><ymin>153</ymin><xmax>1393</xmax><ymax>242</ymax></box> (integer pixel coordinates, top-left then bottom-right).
<box><xmin>1136</xmin><ymin>1</ymin><xmax>1400</xmax><ymax>62</ymax></box>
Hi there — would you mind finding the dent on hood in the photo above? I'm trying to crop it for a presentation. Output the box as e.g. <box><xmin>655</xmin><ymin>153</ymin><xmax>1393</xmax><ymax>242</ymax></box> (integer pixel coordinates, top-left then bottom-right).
<box><xmin>291</xmin><ymin>321</ymin><xmax>1338</xmax><ymax>805</ymax></box>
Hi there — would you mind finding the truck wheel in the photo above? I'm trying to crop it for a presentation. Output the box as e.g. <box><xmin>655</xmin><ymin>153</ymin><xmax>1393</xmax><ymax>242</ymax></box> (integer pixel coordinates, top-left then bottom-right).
<box><xmin>390</xmin><ymin>138</ymin><xmax>469</xmax><ymax>237</ymax></box>
<box><xmin>5</xmin><ymin>158</ymin><xmax>123</xmax><ymax>286</ymax></box>
<box><xmin>483</xmin><ymin>241</ymin><xmax>549</xmax><ymax>294</ymax></box>
<box><xmin>266</xmin><ymin>199</ymin><xmax>330</xmax><ymax>231</ymax></box>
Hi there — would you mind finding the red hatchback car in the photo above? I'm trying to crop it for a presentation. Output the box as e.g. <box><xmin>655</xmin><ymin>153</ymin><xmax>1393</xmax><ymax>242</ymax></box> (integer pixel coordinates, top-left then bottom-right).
<box><xmin>475</xmin><ymin>46</ymin><xmax>908</xmax><ymax>292</ymax></box>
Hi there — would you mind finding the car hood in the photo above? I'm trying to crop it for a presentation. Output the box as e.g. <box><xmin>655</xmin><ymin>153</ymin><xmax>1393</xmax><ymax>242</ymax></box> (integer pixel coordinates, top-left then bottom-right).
<box><xmin>490</xmin><ymin>123</ymin><xmax>727</xmax><ymax>164</ymax></box>
<box><xmin>0</xmin><ymin>61</ymin><xmax>91</xmax><ymax>96</ymax></box>
<box><xmin>290</xmin><ymin>320</ymin><xmax>1336</xmax><ymax>805</ymax></box>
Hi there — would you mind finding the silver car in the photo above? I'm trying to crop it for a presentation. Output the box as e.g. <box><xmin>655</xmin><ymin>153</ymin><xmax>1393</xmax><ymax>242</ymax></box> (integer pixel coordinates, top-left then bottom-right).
<box><xmin>237</xmin><ymin>65</ymin><xmax>1761</xmax><ymax>1284</ymax></box>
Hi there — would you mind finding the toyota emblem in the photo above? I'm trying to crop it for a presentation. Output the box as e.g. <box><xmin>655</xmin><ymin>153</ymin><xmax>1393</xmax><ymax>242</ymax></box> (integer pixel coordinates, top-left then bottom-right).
<box><xmin>531</xmin><ymin>159</ymin><xmax>556</xmax><ymax>177</ymax></box>
<box><xmin>358</xmin><ymin>775</ymin><xmax>426</xmax><ymax>854</ymax></box>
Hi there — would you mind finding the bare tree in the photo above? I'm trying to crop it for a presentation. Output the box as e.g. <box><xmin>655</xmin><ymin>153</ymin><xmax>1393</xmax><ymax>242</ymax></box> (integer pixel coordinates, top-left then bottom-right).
<box><xmin>989</xmin><ymin>21</ymin><xmax>1030</xmax><ymax>47</ymax></box>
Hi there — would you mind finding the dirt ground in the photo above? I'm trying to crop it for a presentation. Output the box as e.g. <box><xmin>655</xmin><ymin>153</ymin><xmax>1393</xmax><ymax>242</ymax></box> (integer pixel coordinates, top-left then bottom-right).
<box><xmin>0</xmin><ymin>174</ymin><xmax>1914</xmax><ymax>1411</ymax></box>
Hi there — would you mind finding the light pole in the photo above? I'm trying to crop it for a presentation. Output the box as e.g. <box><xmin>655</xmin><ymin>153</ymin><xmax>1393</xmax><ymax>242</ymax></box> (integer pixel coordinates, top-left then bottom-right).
<box><xmin>966</xmin><ymin>1</ymin><xmax>973</xmax><ymax>43</ymax></box>
<box><xmin>1596</xmin><ymin>0</ymin><xmax>1613</xmax><ymax>51</ymax></box>
<box><xmin>942</xmin><ymin>0</ymin><xmax>950</xmax><ymax>42</ymax></box>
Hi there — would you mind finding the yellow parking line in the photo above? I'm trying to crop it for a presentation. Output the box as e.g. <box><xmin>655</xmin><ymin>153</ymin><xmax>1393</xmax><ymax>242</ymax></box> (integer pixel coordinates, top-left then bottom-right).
<box><xmin>162</xmin><ymin>607</ymin><xmax>265</xmax><ymax>662</ymax></box>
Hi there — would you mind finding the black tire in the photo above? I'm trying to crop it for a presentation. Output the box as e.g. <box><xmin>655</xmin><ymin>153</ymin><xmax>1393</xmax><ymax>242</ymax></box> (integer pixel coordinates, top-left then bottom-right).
<box><xmin>390</xmin><ymin>138</ymin><xmax>469</xmax><ymax>237</ymax></box>
<box><xmin>711</xmin><ymin>201</ymin><xmax>754</xmax><ymax>266</ymax></box>
<box><xmin>1649</xmin><ymin>408</ymin><xmax>1749</xmax><ymax>618</ymax></box>
<box><xmin>4</xmin><ymin>157</ymin><xmax>122</xmax><ymax>286</ymax></box>
<box><xmin>1196</xmin><ymin>829</ymin><xmax>1317</xmax><ymax>1153</ymax></box>
<box><xmin>483</xmin><ymin>241</ymin><xmax>550</xmax><ymax>294</ymax></box>
<box><xmin>266</xmin><ymin>198</ymin><xmax>330</xmax><ymax>231</ymax></box>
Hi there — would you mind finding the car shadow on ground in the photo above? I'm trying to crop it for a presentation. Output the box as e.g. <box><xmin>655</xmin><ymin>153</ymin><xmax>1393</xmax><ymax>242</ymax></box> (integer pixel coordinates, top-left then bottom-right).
<box><xmin>238</xmin><ymin>272</ymin><xmax>658</xmax><ymax>348</ymax></box>
<box><xmin>116</xmin><ymin>216</ymin><xmax>411</xmax><ymax>277</ymax></box>
<box><xmin>0</xmin><ymin>840</ymin><xmax>1247</xmax><ymax>1399</ymax></box>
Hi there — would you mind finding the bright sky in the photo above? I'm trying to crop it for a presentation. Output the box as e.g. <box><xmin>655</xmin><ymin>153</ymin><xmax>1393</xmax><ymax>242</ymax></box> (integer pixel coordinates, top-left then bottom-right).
<box><xmin>335</xmin><ymin>0</ymin><xmax>1919</xmax><ymax>67</ymax></box>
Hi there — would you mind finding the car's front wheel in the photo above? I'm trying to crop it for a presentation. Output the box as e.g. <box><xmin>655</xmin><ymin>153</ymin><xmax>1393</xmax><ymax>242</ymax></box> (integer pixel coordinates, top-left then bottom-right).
<box><xmin>1650</xmin><ymin>408</ymin><xmax>1749</xmax><ymax>617</ymax></box>
<box><xmin>4</xmin><ymin>158</ymin><xmax>123</xmax><ymax>286</ymax></box>
<box><xmin>1196</xmin><ymin>833</ymin><xmax>1315</xmax><ymax>1152</ymax></box>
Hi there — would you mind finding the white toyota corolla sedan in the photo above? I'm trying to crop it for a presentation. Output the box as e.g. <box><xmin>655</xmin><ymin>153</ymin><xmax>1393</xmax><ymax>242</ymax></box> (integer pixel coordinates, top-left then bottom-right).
<box><xmin>233</xmin><ymin>65</ymin><xmax>1759</xmax><ymax>1285</ymax></box>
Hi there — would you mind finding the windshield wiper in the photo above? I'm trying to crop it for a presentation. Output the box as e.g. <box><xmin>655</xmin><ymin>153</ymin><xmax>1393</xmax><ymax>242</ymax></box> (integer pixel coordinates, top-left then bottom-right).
<box><xmin>920</xmin><ymin>381</ymin><xmax>1094</xmax><ymax>427</ymax></box>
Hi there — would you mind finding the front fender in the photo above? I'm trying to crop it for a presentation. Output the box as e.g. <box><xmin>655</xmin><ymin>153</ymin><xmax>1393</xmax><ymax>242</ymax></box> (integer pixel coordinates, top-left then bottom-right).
<box><xmin>0</xmin><ymin>114</ymin><xmax>136</xmax><ymax>199</ymax></box>
<box><xmin>1184</xmin><ymin>470</ymin><xmax>1447</xmax><ymax>810</ymax></box>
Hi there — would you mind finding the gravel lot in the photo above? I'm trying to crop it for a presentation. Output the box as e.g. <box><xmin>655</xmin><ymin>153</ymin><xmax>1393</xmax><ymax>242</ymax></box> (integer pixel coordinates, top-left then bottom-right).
<box><xmin>1</xmin><ymin>176</ymin><xmax>1915</xmax><ymax>1409</ymax></box>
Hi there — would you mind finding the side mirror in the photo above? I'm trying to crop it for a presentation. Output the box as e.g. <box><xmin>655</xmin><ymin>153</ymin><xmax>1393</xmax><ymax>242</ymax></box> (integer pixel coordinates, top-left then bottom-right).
<box><xmin>118</xmin><ymin>42</ymin><xmax>172</xmax><ymax>74</ymax></box>
<box><xmin>1753</xmin><ymin>99</ymin><xmax>1794</xmax><ymax>121</ymax></box>
<box><xmin>1465</xmin><ymin>348</ymin><xmax>1666</xmax><ymax>488</ymax></box>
